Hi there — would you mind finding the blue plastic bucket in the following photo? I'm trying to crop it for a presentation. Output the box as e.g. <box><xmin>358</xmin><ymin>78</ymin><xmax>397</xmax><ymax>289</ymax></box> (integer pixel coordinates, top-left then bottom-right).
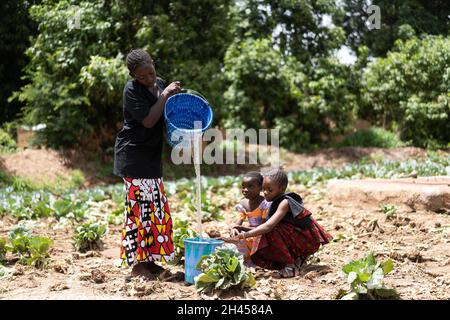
<box><xmin>183</xmin><ymin>237</ymin><xmax>224</xmax><ymax>284</ymax></box>
<box><xmin>164</xmin><ymin>90</ymin><xmax>213</xmax><ymax>147</ymax></box>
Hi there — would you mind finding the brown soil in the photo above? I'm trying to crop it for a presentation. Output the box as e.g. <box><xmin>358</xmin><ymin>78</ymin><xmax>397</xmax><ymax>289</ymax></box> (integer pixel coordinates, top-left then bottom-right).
<box><xmin>0</xmin><ymin>146</ymin><xmax>429</xmax><ymax>186</ymax></box>
<box><xmin>1</xmin><ymin>186</ymin><xmax>449</xmax><ymax>300</ymax></box>
<box><xmin>0</xmin><ymin>147</ymin><xmax>448</xmax><ymax>300</ymax></box>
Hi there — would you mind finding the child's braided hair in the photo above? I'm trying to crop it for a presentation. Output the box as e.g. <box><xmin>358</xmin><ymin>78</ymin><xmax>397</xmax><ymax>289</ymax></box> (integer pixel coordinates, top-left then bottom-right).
<box><xmin>126</xmin><ymin>48</ymin><xmax>153</xmax><ymax>77</ymax></box>
<box><xmin>263</xmin><ymin>168</ymin><xmax>288</xmax><ymax>191</ymax></box>
<box><xmin>243</xmin><ymin>171</ymin><xmax>263</xmax><ymax>186</ymax></box>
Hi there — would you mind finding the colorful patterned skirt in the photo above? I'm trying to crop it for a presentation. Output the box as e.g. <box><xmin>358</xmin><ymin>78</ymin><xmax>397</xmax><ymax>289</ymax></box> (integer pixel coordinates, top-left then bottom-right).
<box><xmin>250</xmin><ymin>215</ymin><xmax>332</xmax><ymax>270</ymax></box>
<box><xmin>120</xmin><ymin>177</ymin><xmax>174</xmax><ymax>266</ymax></box>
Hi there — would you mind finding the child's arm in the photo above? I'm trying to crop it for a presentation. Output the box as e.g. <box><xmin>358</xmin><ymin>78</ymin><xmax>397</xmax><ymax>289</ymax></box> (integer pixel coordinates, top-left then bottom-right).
<box><xmin>233</xmin><ymin>225</ymin><xmax>254</xmax><ymax>231</ymax></box>
<box><xmin>223</xmin><ymin>199</ymin><xmax>289</xmax><ymax>242</ymax></box>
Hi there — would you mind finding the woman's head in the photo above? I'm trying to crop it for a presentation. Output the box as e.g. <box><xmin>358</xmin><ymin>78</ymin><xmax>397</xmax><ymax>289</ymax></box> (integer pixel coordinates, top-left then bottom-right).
<box><xmin>126</xmin><ymin>49</ymin><xmax>156</xmax><ymax>87</ymax></box>
<box><xmin>241</xmin><ymin>171</ymin><xmax>263</xmax><ymax>200</ymax></box>
<box><xmin>262</xmin><ymin>169</ymin><xmax>288</xmax><ymax>201</ymax></box>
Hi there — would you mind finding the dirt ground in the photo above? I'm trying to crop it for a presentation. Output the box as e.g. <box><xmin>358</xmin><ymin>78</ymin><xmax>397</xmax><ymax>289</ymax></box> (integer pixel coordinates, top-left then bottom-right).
<box><xmin>0</xmin><ymin>147</ymin><xmax>449</xmax><ymax>300</ymax></box>
<box><xmin>0</xmin><ymin>146</ymin><xmax>429</xmax><ymax>186</ymax></box>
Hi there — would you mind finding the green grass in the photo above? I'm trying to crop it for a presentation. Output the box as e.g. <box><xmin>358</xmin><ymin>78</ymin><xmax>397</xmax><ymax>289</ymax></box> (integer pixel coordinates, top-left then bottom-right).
<box><xmin>337</xmin><ymin>127</ymin><xmax>405</xmax><ymax>148</ymax></box>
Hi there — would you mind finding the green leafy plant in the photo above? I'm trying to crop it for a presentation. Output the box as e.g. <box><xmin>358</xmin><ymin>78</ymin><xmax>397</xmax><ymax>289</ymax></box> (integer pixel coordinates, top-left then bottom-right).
<box><xmin>195</xmin><ymin>244</ymin><xmax>256</xmax><ymax>293</ymax></box>
<box><xmin>8</xmin><ymin>225</ymin><xmax>32</xmax><ymax>241</ymax></box>
<box><xmin>73</xmin><ymin>222</ymin><xmax>107</xmax><ymax>252</ymax></box>
<box><xmin>380</xmin><ymin>203</ymin><xmax>397</xmax><ymax>220</ymax></box>
<box><xmin>106</xmin><ymin>207</ymin><xmax>123</xmax><ymax>226</ymax></box>
<box><xmin>0</xmin><ymin>265</ymin><xmax>6</xmax><ymax>278</ymax></box>
<box><xmin>6</xmin><ymin>227</ymin><xmax>53</xmax><ymax>269</ymax></box>
<box><xmin>170</xmin><ymin>216</ymin><xmax>198</xmax><ymax>264</ymax></box>
<box><xmin>9</xmin><ymin>235</ymin><xmax>31</xmax><ymax>258</ymax></box>
<box><xmin>0</xmin><ymin>128</ymin><xmax>18</xmax><ymax>153</ymax></box>
<box><xmin>0</xmin><ymin>237</ymin><xmax>7</xmax><ymax>263</ymax></box>
<box><xmin>26</xmin><ymin>236</ymin><xmax>53</xmax><ymax>269</ymax></box>
<box><xmin>53</xmin><ymin>198</ymin><xmax>86</xmax><ymax>221</ymax></box>
<box><xmin>337</xmin><ymin>252</ymin><xmax>399</xmax><ymax>300</ymax></box>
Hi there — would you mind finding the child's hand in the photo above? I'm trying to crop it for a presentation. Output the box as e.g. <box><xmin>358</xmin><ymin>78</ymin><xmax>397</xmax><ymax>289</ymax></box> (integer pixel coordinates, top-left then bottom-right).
<box><xmin>220</xmin><ymin>236</ymin><xmax>240</xmax><ymax>244</ymax></box>
<box><xmin>230</xmin><ymin>228</ymin><xmax>240</xmax><ymax>237</ymax></box>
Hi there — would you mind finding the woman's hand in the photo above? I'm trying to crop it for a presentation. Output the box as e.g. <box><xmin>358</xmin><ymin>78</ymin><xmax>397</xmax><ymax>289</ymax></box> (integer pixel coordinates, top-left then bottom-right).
<box><xmin>162</xmin><ymin>81</ymin><xmax>181</xmax><ymax>98</ymax></box>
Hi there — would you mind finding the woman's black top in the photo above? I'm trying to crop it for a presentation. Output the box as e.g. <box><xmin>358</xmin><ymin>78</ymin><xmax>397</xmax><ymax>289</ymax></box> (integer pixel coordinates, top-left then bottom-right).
<box><xmin>114</xmin><ymin>78</ymin><xmax>166</xmax><ymax>178</ymax></box>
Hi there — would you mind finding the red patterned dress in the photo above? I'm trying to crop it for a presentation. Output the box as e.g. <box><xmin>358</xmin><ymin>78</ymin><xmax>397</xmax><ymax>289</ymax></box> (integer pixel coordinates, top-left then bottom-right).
<box><xmin>250</xmin><ymin>192</ymin><xmax>332</xmax><ymax>270</ymax></box>
<box><xmin>120</xmin><ymin>177</ymin><xmax>174</xmax><ymax>266</ymax></box>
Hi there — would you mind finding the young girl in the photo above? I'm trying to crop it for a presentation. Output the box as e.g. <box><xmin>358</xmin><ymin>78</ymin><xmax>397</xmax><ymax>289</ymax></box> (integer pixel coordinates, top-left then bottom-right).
<box><xmin>114</xmin><ymin>48</ymin><xmax>181</xmax><ymax>277</ymax></box>
<box><xmin>223</xmin><ymin>169</ymin><xmax>332</xmax><ymax>278</ymax></box>
<box><xmin>231</xmin><ymin>171</ymin><xmax>271</xmax><ymax>262</ymax></box>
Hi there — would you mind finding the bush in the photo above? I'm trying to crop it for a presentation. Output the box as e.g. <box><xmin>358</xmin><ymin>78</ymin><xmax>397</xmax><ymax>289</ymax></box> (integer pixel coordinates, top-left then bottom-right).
<box><xmin>337</xmin><ymin>128</ymin><xmax>405</xmax><ymax>148</ymax></box>
<box><xmin>0</xmin><ymin>237</ymin><xmax>7</xmax><ymax>263</ymax></box>
<box><xmin>0</xmin><ymin>128</ymin><xmax>17</xmax><ymax>152</ymax></box>
<box><xmin>362</xmin><ymin>36</ymin><xmax>450</xmax><ymax>148</ymax></box>
<box><xmin>11</xmin><ymin>1</ymin><xmax>129</xmax><ymax>148</ymax></box>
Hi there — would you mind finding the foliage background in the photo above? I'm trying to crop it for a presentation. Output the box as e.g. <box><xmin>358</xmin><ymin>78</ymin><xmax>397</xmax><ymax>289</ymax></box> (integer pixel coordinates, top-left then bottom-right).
<box><xmin>0</xmin><ymin>0</ymin><xmax>449</xmax><ymax>152</ymax></box>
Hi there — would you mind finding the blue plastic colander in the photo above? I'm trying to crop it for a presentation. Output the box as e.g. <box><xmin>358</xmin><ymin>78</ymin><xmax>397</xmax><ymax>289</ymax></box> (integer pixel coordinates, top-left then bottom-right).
<box><xmin>164</xmin><ymin>89</ymin><xmax>213</xmax><ymax>147</ymax></box>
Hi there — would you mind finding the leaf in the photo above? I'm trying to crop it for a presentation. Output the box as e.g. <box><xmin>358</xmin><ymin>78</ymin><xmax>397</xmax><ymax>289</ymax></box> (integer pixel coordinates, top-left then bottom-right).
<box><xmin>226</xmin><ymin>256</ymin><xmax>239</xmax><ymax>273</ymax></box>
<box><xmin>381</xmin><ymin>258</ymin><xmax>394</xmax><ymax>274</ymax></box>
<box><xmin>367</xmin><ymin>268</ymin><xmax>384</xmax><ymax>290</ymax></box>
<box><xmin>341</xmin><ymin>292</ymin><xmax>359</xmax><ymax>300</ymax></box>
<box><xmin>336</xmin><ymin>289</ymin><xmax>348</xmax><ymax>299</ymax></box>
<box><xmin>366</xmin><ymin>252</ymin><xmax>376</xmax><ymax>266</ymax></box>
<box><xmin>347</xmin><ymin>271</ymin><xmax>357</xmax><ymax>284</ymax></box>
<box><xmin>196</xmin><ymin>272</ymin><xmax>220</xmax><ymax>283</ymax></box>
<box><xmin>374</xmin><ymin>287</ymin><xmax>399</xmax><ymax>299</ymax></box>
<box><xmin>358</xmin><ymin>271</ymin><xmax>371</xmax><ymax>283</ymax></box>
<box><xmin>245</xmin><ymin>274</ymin><xmax>256</xmax><ymax>288</ymax></box>
<box><xmin>215</xmin><ymin>277</ymin><xmax>225</xmax><ymax>289</ymax></box>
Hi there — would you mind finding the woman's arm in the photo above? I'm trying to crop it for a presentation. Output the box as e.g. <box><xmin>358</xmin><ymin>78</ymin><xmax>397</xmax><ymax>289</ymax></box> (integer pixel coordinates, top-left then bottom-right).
<box><xmin>141</xmin><ymin>81</ymin><xmax>181</xmax><ymax>128</ymax></box>
<box><xmin>222</xmin><ymin>199</ymin><xmax>289</xmax><ymax>242</ymax></box>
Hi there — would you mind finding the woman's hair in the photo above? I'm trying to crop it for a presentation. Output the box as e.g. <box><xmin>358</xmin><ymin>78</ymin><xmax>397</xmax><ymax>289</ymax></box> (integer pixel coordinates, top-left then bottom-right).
<box><xmin>243</xmin><ymin>171</ymin><xmax>263</xmax><ymax>186</ymax></box>
<box><xmin>126</xmin><ymin>48</ymin><xmax>153</xmax><ymax>76</ymax></box>
<box><xmin>263</xmin><ymin>168</ymin><xmax>288</xmax><ymax>190</ymax></box>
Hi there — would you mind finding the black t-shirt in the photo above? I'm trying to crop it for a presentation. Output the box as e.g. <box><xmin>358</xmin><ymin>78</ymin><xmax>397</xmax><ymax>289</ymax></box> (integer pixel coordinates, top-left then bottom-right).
<box><xmin>114</xmin><ymin>78</ymin><xmax>166</xmax><ymax>178</ymax></box>
<box><xmin>267</xmin><ymin>192</ymin><xmax>312</xmax><ymax>229</ymax></box>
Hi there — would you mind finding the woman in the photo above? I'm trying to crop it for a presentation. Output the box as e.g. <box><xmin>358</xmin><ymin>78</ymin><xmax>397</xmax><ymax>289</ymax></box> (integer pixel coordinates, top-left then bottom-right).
<box><xmin>114</xmin><ymin>48</ymin><xmax>181</xmax><ymax>276</ymax></box>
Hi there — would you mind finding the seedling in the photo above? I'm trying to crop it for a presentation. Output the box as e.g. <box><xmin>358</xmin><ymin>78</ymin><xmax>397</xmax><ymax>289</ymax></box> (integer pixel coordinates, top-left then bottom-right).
<box><xmin>337</xmin><ymin>252</ymin><xmax>399</xmax><ymax>300</ymax></box>
<box><xmin>73</xmin><ymin>222</ymin><xmax>107</xmax><ymax>252</ymax></box>
<box><xmin>380</xmin><ymin>203</ymin><xmax>397</xmax><ymax>220</ymax></box>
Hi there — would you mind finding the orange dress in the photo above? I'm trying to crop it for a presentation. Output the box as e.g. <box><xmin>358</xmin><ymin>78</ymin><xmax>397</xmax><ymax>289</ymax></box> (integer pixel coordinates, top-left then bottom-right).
<box><xmin>235</xmin><ymin>200</ymin><xmax>270</xmax><ymax>261</ymax></box>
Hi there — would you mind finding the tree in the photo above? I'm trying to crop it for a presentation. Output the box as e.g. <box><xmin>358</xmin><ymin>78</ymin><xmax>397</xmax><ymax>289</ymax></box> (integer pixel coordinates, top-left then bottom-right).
<box><xmin>222</xmin><ymin>0</ymin><xmax>356</xmax><ymax>150</ymax></box>
<box><xmin>362</xmin><ymin>36</ymin><xmax>450</xmax><ymax>147</ymax></box>
<box><xmin>12</xmin><ymin>0</ymin><xmax>234</xmax><ymax>148</ymax></box>
<box><xmin>0</xmin><ymin>0</ymin><xmax>38</xmax><ymax>124</ymax></box>
<box><xmin>335</xmin><ymin>0</ymin><xmax>450</xmax><ymax>57</ymax></box>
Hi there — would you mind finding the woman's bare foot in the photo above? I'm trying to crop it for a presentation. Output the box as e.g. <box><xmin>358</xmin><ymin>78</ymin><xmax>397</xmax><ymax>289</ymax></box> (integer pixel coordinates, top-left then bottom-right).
<box><xmin>145</xmin><ymin>261</ymin><xmax>165</xmax><ymax>274</ymax></box>
<box><xmin>131</xmin><ymin>263</ymin><xmax>154</xmax><ymax>278</ymax></box>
